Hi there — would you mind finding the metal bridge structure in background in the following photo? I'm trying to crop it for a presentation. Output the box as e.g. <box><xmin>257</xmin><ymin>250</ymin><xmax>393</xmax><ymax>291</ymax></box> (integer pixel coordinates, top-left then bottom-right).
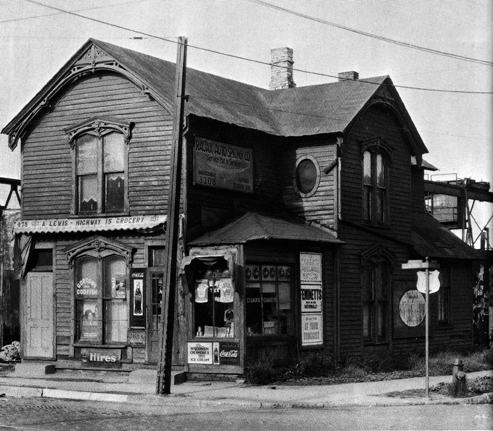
<box><xmin>424</xmin><ymin>174</ymin><xmax>493</xmax><ymax>250</ymax></box>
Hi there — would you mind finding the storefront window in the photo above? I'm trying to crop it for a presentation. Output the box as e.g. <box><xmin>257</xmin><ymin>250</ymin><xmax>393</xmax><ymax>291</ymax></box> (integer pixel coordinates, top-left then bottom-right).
<box><xmin>194</xmin><ymin>259</ymin><xmax>235</xmax><ymax>338</ymax></box>
<box><xmin>245</xmin><ymin>264</ymin><xmax>294</xmax><ymax>336</ymax></box>
<box><xmin>75</xmin><ymin>255</ymin><xmax>128</xmax><ymax>344</ymax></box>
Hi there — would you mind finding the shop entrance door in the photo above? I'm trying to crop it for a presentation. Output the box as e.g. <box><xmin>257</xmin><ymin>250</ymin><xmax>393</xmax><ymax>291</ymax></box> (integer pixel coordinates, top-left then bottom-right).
<box><xmin>147</xmin><ymin>270</ymin><xmax>164</xmax><ymax>363</ymax></box>
<box><xmin>24</xmin><ymin>273</ymin><xmax>54</xmax><ymax>358</ymax></box>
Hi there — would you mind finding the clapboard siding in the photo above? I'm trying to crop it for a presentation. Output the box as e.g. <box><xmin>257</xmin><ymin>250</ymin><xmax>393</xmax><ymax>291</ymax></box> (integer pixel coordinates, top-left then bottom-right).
<box><xmin>22</xmin><ymin>72</ymin><xmax>172</xmax><ymax>219</ymax></box>
<box><xmin>282</xmin><ymin>138</ymin><xmax>338</xmax><ymax>229</ymax></box>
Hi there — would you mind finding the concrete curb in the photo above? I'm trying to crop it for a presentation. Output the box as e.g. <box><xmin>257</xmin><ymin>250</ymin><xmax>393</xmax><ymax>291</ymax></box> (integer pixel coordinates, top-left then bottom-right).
<box><xmin>0</xmin><ymin>385</ymin><xmax>491</xmax><ymax>408</ymax></box>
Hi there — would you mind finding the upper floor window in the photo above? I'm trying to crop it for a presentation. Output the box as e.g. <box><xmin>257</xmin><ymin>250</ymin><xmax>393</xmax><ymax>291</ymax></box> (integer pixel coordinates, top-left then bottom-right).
<box><xmin>66</xmin><ymin>118</ymin><xmax>132</xmax><ymax>216</ymax></box>
<box><xmin>293</xmin><ymin>156</ymin><xmax>320</xmax><ymax>198</ymax></box>
<box><xmin>362</xmin><ymin>139</ymin><xmax>392</xmax><ymax>224</ymax></box>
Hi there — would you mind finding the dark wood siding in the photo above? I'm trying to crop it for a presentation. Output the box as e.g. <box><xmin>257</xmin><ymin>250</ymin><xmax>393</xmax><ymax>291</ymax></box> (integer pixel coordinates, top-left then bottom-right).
<box><xmin>21</xmin><ymin>73</ymin><xmax>172</xmax><ymax>219</ymax></box>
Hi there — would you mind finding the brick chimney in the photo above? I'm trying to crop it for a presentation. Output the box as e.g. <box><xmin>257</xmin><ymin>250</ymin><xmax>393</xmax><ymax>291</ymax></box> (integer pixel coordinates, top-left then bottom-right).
<box><xmin>338</xmin><ymin>71</ymin><xmax>359</xmax><ymax>81</ymax></box>
<box><xmin>269</xmin><ymin>47</ymin><xmax>296</xmax><ymax>90</ymax></box>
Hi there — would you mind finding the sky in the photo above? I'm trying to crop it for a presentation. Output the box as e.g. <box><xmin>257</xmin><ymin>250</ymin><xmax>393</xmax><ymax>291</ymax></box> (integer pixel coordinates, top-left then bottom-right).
<box><xmin>0</xmin><ymin>0</ymin><xmax>492</xmax><ymax>243</ymax></box>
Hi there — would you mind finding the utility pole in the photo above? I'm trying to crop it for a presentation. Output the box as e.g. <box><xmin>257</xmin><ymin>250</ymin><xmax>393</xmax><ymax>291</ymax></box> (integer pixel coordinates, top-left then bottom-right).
<box><xmin>156</xmin><ymin>36</ymin><xmax>188</xmax><ymax>395</ymax></box>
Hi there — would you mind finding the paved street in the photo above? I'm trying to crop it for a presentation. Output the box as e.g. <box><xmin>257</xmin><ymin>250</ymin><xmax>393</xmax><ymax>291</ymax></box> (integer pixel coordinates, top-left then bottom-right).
<box><xmin>0</xmin><ymin>396</ymin><xmax>491</xmax><ymax>430</ymax></box>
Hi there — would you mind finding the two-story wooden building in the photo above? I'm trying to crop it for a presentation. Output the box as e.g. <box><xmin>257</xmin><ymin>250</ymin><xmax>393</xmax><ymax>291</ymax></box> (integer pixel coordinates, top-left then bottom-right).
<box><xmin>2</xmin><ymin>39</ymin><xmax>482</xmax><ymax>378</ymax></box>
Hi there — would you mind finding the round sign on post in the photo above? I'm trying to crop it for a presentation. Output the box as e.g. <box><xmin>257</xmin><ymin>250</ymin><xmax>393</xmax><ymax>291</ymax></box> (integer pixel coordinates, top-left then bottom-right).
<box><xmin>399</xmin><ymin>290</ymin><xmax>426</xmax><ymax>327</ymax></box>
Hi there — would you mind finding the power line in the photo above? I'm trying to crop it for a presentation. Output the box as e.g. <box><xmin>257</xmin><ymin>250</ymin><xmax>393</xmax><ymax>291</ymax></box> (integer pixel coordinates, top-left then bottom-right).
<box><xmin>244</xmin><ymin>0</ymin><xmax>493</xmax><ymax>67</ymax></box>
<box><xmin>19</xmin><ymin>0</ymin><xmax>493</xmax><ymax>95</ymax></box>
<box><xmin>1</xmin><ymin>0</ymin><xmax>151</xmax><ymax>25</ymax></box>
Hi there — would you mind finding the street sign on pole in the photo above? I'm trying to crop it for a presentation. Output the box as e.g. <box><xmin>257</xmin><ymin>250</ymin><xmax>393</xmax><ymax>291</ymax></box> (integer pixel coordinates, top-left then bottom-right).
<box><xmin>401</xmin><ymin>257</ymin><xmax>440</xmax><ymax>398</ymax></box>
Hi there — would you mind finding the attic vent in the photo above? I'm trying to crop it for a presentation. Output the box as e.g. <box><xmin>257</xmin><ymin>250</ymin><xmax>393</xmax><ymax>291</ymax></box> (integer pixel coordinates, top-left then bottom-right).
<box><xmin>338</xmin><ymin>71</ymin><xmax>359</xmax><ymax>81</ymax></box>
<box><xmin>269</xmin><ymin>47</ymin><xmax>296</xmax><ymax>90</ymax></box>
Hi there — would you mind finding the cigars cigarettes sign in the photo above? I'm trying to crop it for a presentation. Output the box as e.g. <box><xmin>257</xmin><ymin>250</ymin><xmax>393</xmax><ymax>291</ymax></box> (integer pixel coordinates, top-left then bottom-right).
<box><xmin>193</xmin><ymin>136</ymin><xmax>253</xmax><ymax>193</ymax></box>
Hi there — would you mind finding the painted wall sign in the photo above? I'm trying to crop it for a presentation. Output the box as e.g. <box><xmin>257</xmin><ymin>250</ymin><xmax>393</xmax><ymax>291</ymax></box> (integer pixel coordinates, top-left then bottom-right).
<box><xmin>188</xmin><ymin>342</ymin><xmax>213</xmax><ymax>364</ymax></box>
<box><xmin>81</xmin><ymin>348</ymin><xmax>121</xmax><ymax>368</ymax></box>
<box><xmin>301</xmin><ymin>285</ymin><xmax>323</xmax><ymax>312</ymax></box>
<box><xmin>193</xmin><ymin>136</ymin><xmax>253</xmax><ymax>193</ymax></box>
<box><xmin>127</xmin><ymin>330</ymin><xmax>146</xmax><ymax>346</ymax></box>
<box><xmin>300</xmin><ymin>253</ymin><xmax>322</xmax><ymax>282</ymax></box>
<box><xmin>14</xmin><ymin>215</ymin><xmax>166</xmax><ymax>234</ymax></box>
<box><xmin>301</xmin><ymin>313</ymin><xmax>323</xmax><ymax>345</ymax></box>
<box><xmin>399</xmin><ymin>290</ymin><xmax>426</xmax><ymax>327</ymax></box>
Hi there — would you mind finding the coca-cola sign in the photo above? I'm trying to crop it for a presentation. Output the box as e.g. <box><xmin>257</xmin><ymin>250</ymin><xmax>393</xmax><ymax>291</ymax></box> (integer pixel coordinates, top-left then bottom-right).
<box><xmin>219</xmin><ymin>342</ymin><xmax>240</xmax><ymax>365</ymax></box>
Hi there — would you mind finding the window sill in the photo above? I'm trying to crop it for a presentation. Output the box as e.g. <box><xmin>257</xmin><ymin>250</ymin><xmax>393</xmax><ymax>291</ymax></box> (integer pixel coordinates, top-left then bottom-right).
<box><xmin>74</xmin><ymin>343</ymin><xmax>127</xmax><ymax>349</ymax></box>
<box><xmin>69</xmin><ymin>212</ymin><xmax>130</xmax><ymax>219</ymax></box>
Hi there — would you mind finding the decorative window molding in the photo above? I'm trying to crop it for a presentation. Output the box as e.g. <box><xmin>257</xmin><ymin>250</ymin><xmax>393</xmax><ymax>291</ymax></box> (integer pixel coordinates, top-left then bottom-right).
<box><xmin>65</xmin><ymin>236</ymin><xmax>133</xmax><ymax>268</ymax></box>
<box><xmin>66</xmin><ymin>117</ymin><xmax>131</xmax><ymax>215</ymax></box>
<box><xmin>65</xmin><ymin>117</ymin><xmax>133</xmax><ymax>149</ymax></box>
<box><xmin>293</xmin><ymin>155</ymin><xmax>321</xmax><ymax>198</ymax></box>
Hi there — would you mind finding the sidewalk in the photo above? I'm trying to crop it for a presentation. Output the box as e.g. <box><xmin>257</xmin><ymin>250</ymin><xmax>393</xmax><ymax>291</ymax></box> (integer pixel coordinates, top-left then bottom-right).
<box><xmin>0</xmin><ymin>364</ymin><xmax>491</xmax><ymax>408</ymax></box>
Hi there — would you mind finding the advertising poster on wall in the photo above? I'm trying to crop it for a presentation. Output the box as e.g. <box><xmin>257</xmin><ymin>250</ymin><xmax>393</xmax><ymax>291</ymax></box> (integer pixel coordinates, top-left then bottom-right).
<box><xmin>130</xmin><ymin>269</ymin><xmax>146</xmax><ymax>327</ymax></box>
<box><xmin>301</xmin><ymin>313</ymin><xmax>323</xmax><ymax>345</ymax></box>
<box><xmin>188</xmin><ymin>342</ymin><xmax>213</xmax><ymax>364</ymax></box>
<box><xmin>301</xmin><ymin>285</ymin><xmax>323</xmax><ymax>312</ymax></box>
<box><xmin>300</xmin><ymin>252</ymin><xmax>324</xmax><ymax>347</ymax></box>
<box><xmin>193</xmin><ymin>136</ymin><xmax>253</xmax><ymax>193</ymax></box>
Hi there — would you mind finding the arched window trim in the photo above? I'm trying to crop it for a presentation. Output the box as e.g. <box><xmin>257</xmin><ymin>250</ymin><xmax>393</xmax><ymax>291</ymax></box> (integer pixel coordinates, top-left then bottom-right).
<box><xmin>66</xmin><ymin>117</ymin><xmax>132</xmax><ymax>216</ymax></box>
<box><xmin>65</xmin><ymin>236</ymin><xmax>133</xmax><ymax>269</ymax></box>
<box><xmin>65</xmin><ymin>116</ymin><xmax>133</xmax><ymax>149</ymax></box>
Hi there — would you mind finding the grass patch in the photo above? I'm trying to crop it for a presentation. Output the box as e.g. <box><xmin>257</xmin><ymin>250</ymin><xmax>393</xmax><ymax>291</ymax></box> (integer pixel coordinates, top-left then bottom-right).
<box><xmin>265</xmin><ymin>347</ymin><xmax>493</xmax><ymax>386</ymax></box>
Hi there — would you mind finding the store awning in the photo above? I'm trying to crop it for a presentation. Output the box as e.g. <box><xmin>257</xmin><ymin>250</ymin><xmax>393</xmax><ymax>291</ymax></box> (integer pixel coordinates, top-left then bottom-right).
<box><xmin>14</xmin><ymin>215</ymin><xmax>166</xmax><ymax>234</ymax></box>
<box><xmin>189</xmin><ymin>212</ymin><xmax>343</xmax><ymax>246</ymax></box>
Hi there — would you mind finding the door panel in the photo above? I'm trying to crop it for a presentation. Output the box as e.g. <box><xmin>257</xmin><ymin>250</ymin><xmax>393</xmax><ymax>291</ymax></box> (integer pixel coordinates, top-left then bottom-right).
<box><xmin>147</xmin><ymin>271</ymin><xmax>163</xmax><ymax>363</ymax></box>
<box><xmin>25</xmin><ymin>273</ymin><xmax>54</xmax><ymax>358</ymax></box>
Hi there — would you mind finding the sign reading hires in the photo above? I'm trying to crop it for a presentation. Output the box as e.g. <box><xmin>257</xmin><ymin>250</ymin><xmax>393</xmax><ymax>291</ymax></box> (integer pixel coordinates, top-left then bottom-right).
<box><xmin>193</xmin><ymin>136</ymin><xmax>253</xmax><ymax>193</ymax></box>
<box><xmin>300</xmin><ymin>252</ymin><xmax>323</xmax><ymax>346</ymax></box>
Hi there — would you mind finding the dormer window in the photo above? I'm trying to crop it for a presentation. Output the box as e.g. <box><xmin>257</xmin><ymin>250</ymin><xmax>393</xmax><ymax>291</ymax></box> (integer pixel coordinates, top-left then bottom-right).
<box><xmin>66</xmin><ymin>118</ymin><xmax>131</xmax><ymax>215</ymax></box>
<box><xmin>361</xmin><ymin>138</ymin><xmax>392</xmax><ymax>224</ymax></box>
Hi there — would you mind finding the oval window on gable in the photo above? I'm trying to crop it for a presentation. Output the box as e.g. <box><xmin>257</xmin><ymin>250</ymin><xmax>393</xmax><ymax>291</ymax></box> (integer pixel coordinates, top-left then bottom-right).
<box><xmin>293</xmin><ymin>156</ymin><xmax>320</xmax><ymax>197</ymax></box>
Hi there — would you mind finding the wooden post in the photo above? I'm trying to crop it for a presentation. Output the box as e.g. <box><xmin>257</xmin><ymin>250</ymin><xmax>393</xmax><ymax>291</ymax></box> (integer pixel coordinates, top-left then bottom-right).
<box><xmin>156</xmin><ymin>36</ymin><xmax>187</xmax><ymax>395</ymax></box>
<box><xmin>425</xmin><ymin>256</ymin><xmax>429</xmax><ymax>398</ymax></box>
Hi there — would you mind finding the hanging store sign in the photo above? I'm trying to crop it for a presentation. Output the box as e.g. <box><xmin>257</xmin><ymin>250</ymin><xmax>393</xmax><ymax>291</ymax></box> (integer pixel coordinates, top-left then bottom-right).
<box><xmin>193</xmin><ymin>136</ymin><xmax>253</xmax><ymax>193</ymax></box>
<box><xmin>14</xmin><ymin>215</ymin><xmax>166</xmax><ymax>234</ymax></box>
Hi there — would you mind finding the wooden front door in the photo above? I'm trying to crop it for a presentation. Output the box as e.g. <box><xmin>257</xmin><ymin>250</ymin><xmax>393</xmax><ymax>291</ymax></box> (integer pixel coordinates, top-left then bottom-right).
<box><xmin>147</xmin><ymin>270</ymin><xmax>164</xmax><ymax>363</ymax></box>
<box><xmin>24</xmin><ymin>273</ymin><xmax>54</xmax><ymax>358</ymax></box>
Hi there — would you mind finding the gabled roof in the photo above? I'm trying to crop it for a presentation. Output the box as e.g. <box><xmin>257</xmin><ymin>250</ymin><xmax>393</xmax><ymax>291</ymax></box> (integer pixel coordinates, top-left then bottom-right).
<box><xmin>2</xmin><ymin>38</ymin><xmax>427</xmax><ymax>155</ymax></box>
<box><xmin>189</xmin><ymin>212</ymin><xmax>343</xmax><ymax>246</ymax></box>
<box><xmin>411</xmin><ymin>213</ymin><xmax>484</xmax><ymax>260</ymax></box>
